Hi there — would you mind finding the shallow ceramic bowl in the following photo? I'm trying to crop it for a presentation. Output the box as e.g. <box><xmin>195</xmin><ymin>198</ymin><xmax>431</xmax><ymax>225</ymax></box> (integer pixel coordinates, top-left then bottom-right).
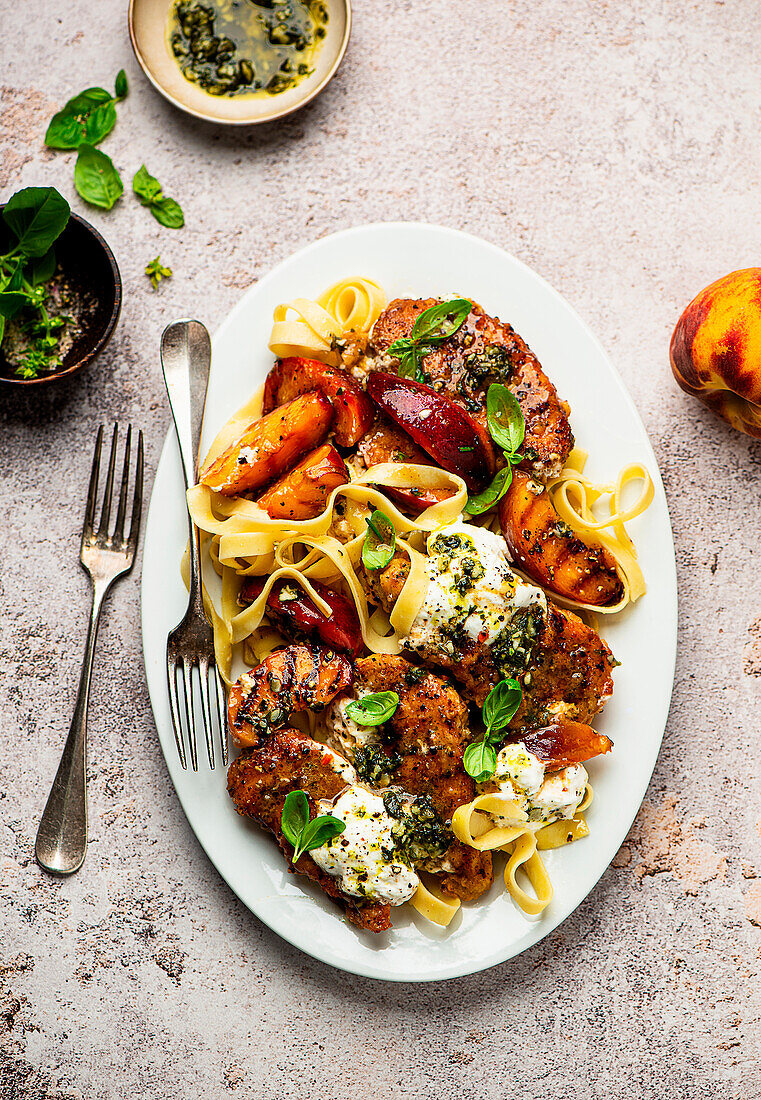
<box><xmin>0</xmin><ymin>212</ymin><xmax>121</xmax><ymax>388</ymax></box>
<box><xmin>129</xmin><ymin>0</ymin><xmax>351</xmax><ymax>125</ymax></box>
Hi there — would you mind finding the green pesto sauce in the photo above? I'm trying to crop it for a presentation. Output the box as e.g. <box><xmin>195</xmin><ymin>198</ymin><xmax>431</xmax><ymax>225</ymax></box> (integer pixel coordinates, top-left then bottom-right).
<box><xmin>168</xmin><ymin>0</ymin><xmax>329</xmax><ymax>98</ymax></box>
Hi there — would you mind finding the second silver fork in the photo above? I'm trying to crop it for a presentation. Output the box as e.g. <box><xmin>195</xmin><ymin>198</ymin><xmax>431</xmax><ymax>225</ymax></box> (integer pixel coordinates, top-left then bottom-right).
<box><xmin>161</xmin><ymin>319</ymin><xmax>227</xmax><ymax>772</ymax></box>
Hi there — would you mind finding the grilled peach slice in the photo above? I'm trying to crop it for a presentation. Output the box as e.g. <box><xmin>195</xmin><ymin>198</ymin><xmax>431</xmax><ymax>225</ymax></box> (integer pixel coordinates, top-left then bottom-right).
<box><xmin>510</xmin><ymin>721</ymin><xmax>612</xmax><ymax>768</ymax></box>
<box><xmin>358</xmin><ymin>415</ymin><xmax>454</xmax><ymax>513</ymax></box>
<box><xmin>228</xmin><ymin>643</ymin><xmax>353</xmax><ymax>748</ymax></box>
<box><xmin>263</xmin><ymin>356</ymin><xmax>375</xmax><ymax>447</ymax></box>
<box><xmin>201</xmin><ymin>392</ymin><xmax>333</xmax><ymax>497</ymax></box>
<box><xmin>498</xmin><ymin>470</ymin><xmax>624</xmax><ymax>607</ymax></box>
<box><xmin>366</xmin><ymin>372</ymin><xmax>495</xmax><ymax>490</ymax></box>
<box><xmin>256</xmin><ymin>443</ymin><xmax>348</xmax><ymax>521</ymax></box>
<box><xmin>239</xmin><ymin>577</ymin><xmax>363</xmax><ymax>656</ymax></box>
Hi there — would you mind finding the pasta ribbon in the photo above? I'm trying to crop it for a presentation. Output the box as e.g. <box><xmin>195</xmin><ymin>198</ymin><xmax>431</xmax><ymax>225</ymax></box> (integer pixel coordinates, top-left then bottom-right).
<box><xmin>268</xmin><ymin>277</ymin><xmax>386</xmax><ymax>364</ymax></box>
<box><xmin>409</xmin><ymin>877</ymin><xmax>461</xmax><ymax>927</ymax></box>
<box><xmin>546</xmin><ymin>448</ymin><xmax>654</xmax><ymax>614</ymax></box>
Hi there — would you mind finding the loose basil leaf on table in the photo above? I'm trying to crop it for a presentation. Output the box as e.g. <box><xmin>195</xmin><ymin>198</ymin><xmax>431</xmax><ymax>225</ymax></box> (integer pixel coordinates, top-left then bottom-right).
<box><xmin>133</xmin><ymin>166</ymin><xmax>185</xmax><ymax>229</ymax></box>
<box><xmin>45</xmin><ymin>88</ymin><xmax>116</xmax><ymax>149</ymax></box>
<box><xmin>487</xmin><ymin>383</ymin><xmax>525</xmax><ymax>453</ymax></box>
<box><xmin>345</xmin><ymin>691</ymin><xmax>400</xmax><ymax>726</ymax></box>
<box><xmin>2</xmin><ymin>187</ymin><xmax>70</xmax><ymax>257</ymax></box>
<box><xmin>464</xmin><ymin>465</ymin><xmax>513</xmax><ymax>515</ymax></box>
<box><xmin>280</xmin><ymin>789</ymin><xmax>345</xmax><ymax>864</ymax></box>
<box><xmin>483</xmin><ymin>677</ymin><xmax>523</xmax><ymax>734</ymax></box>
<box><xmin>75</xmin><ymin>145</ymin><xmax>123</xmax><ymax>210</ymax></box>
<box><xmin>361</xmin><ymin>509</ymin><xmax>396</xmax><ymax>570</ymax></box>
<box><xmin>45</xmin><ymin>71</ymin><xmax>128</xmax><ymax>149</ymax></box>
<box><xmin>114</xmin><ymin>69</ymin><xmax>129</xmax><ymax>101</ymax></box>
<box><xmin>463</xmin><ymin>740</ymin><xmax>498</xmax><ymax>784</ymax></box>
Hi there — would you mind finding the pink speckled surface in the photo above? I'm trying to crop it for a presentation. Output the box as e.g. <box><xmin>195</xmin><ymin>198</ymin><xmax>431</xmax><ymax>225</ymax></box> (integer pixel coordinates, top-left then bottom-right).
<box><xmin>2</xmin><ymin>1</ymin><xmax>760</xmax><ymax>1096</ymax></box>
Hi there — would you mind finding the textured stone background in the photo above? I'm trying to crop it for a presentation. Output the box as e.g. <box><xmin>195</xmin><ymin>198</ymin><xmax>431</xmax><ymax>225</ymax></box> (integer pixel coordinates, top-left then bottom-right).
<box><xmin>2</xmin><ymin>0</ymin><xmax>760</xmax><ymax>1096</ymax></box>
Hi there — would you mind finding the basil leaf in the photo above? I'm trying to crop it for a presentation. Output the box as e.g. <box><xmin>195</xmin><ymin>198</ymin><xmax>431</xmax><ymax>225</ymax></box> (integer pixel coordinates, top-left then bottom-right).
<box><xmin>133</xmin><ymin>165</ymin><xmax>162</xmax><ymax>204</ymax></box>
<box><xmin>487</xmin><ymin>384</ymin><xmax>525</xmax><ymax>453</ymax></box>
<box><xmin>0</xmin><ymin>315</ymin><xmax>4</xmax><ymax>345</ymax></box>
<box><xmin>150</xmin><ymin>196</ymin><xmax>185</xmax><ymax>229</ymax></box>
<box><xmin>281</xmin><ymin>789</ymin><xmax>310</xmax><ymax>850</ymax></box>
<box><xmin>464</xmin><ymin>466</ymin><xmax>513</xmax><ymax>515</ymax></box>
<box><xmin>0</xmin><ymin>291</ymin><xmax>29</xmax><ymax>320</ymax></box>
<box><xmin>30</xmin><ymin>248</ymin><xmax>57</xmax><ymax>287</ymax></box>
<box><xmin>345</xmin><ymin>691</ymin><xmax>400</xmax><ymax>726</ymax></box>
<box><xmin>2</xmin><ymin>187</ymin><xmax>70</xmax><ymax>257</ymax></box>
<box><xmin>463</xmin><ymin>740</ymin><xmax>497</xmax><ymax>782</ymax></box>
<box><xmin>45</xmin><ymin>89</ymin><xmax>116</xmax><ymax>149</ymax></box>
<box><xmin>74</xmin><ymin>145</ymin><xmax>123</xmax><ymax>210</ymax></box>
<box><xmin>298</xmin><ymin>815</ymin><xmax>346</xmax><ymax>855</ymax></box>
<box><xmin>361</xmin><ymin>509</ymin><xmax>396</xmax><ymax>570</ymax></box>
<box><xmin>114</xmin><ymin>69</ymin><xmax>129</xmax><ymax>100</ymax></box>
<box><xmin>411</xmin><ymin>298</ymin><xmax>471</xmax><ymax>342</ymax></box>
<box><xmin>483</xmin><ymin>677</ymin><xmax>523</xmax><ymax>734</ymax></box>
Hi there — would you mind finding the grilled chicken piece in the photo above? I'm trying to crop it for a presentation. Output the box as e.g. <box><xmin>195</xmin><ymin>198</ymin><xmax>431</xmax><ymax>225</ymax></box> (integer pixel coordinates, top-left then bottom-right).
<box><xmin>499</xmin><ymin>471</ymin><xmax>624</xmax><ymax>607</ymax></box>
<box><xmin>341</xmin><ymin>654</ymin><xmax>493</xmax><ymax>902</ymax></box>
<box><xmin>371</xmin><ymin>298</ymin><xmax>573</xmax><ymax>479</ymax></box>
<box><xmin>365</xmin><ymin>550</ymin><xmax>615</xmax><ymax>720</ymax></box>
<box><xmin>227</xmin><ymin>729</ymin><xmax>391</xmax><ymax>932</ymax></box>
<box><xmin>228</xmin><ymin>643</ymin><xmax>352</xmax><ymax>748</ymax></box>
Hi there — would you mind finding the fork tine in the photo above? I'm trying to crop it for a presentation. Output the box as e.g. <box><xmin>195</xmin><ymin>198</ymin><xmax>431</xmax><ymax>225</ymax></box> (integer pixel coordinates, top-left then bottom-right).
<box><xmin>199</xmin><ymin>658</ymin><xmax>215</xmax><ymax>769</ymax></box>
<box><xmin>182</xmin><ymin>659</ymin><xmax>199</xmax><ymax>772</ymax></box>
<box><xmin>166</xmin><ymin>659</ymin><xmax>187</xmax><ymax>770</ymax></box>
<box><xmin>82</xmin><ymin>426</ymin><xmax>103</xmax><ymax>543</ymax></box>
<box><xmin>97</xmin><ymin>424</ymin><xmax>118</xmax><ymax>538</ymax></box>
<box><xmin>213</xmin><ymin>665</ymin><xmax>228</xmax><ymax>766</ymax></box>
<box><xmin>128</xmin><ymin>430</ymin><xmax>144</xmax><ymax>551</ymax></box>
<box><xmin>113</xmin><ymin>424</ymin><xmax>132</xmax><ymax>543</ymax></box>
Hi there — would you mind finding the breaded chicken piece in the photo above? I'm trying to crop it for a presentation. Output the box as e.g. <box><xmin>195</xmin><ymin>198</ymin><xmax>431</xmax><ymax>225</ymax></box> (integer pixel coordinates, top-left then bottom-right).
<box><xmin>227</xmin><ymin>728</ymin><xmax>391</xmax><ymax>933</ymax></box>
<box><xmin>349</xmin><ymin>655</ymin><xmax>493</xmax><ymax>903</ymax></box>
<box><xmin>371</xmin><ymin>298</ymin><xmax>573</xmax><ymax>480</ymax></box>
<box><xmin>365</xmin><ymin>551</ymin><xmax>615</xmax><ymax>720</ymax></box>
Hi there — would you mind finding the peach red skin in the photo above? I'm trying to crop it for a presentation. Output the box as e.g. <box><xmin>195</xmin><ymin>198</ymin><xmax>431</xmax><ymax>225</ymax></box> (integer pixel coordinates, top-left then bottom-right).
<box><xmin>670</xmin><ymin>267</ymin><xmax>761</xmax><ymax>439</ymax></box>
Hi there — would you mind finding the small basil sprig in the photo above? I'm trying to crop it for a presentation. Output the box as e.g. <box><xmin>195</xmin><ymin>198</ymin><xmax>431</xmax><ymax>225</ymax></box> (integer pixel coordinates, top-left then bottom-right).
<box><xmin>465</xmin><ymin>383</ymin><xmax>526</xmax><ymax>515</ymax></box>
<box><xmin>280</xmin><ymin>790</ymin><xmax>345</xmax><ymax>863</ymax></box>
<box><xmin>45</xmin><ymin>71</ymin><xmax>128</xmax><ymax>150</ymax></box>
<box><xmin>462</xmin><ymin>677</ymin><xmax>523</xmax><ymax>781</ymax></box>
<box><xmin>361</xmin><ymin>509</ymin><xmax>396</xmax><ymax>570</ymax></box>
<box><xmin>133</xmin><ymin>166</ymin><xmax>185</xmax><ymax>229</ymax></box>
<box><xmin>345</xmin><ymin>691</ymin><xmax>400</xmax><ymax>726</ymax></box>
<box><xmin>145</xmin><ymin>255</ymin><xmax>172</xmax><ymax>289</ymax></box>
<box><xmin>74</xmin><ymin>145</ymin><xmax>123</xmax><ymax>210</ymax></box>
<box><xmin>388</xmin><ymin>298</ymin><xmax>472</xmax><ymax>380</ymax></box>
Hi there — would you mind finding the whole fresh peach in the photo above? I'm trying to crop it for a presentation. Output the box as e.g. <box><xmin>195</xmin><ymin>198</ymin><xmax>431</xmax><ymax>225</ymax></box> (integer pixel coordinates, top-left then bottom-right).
<box><xmin>670</xmin><ymin>268</ymin><xmax>761</xmax><ymax>439</ymax></box>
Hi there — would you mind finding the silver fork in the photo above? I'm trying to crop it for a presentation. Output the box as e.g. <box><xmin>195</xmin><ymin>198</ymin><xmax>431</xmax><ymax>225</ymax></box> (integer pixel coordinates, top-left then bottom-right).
<box><xmin>160</xmin><ymin>319</ymin><xmax>227</xmax><ymax>772</ymax></box>
<box><xmin>35</xmin><ymin>424</ymin><xmax>144</xmax><ymax>876</ymax></box>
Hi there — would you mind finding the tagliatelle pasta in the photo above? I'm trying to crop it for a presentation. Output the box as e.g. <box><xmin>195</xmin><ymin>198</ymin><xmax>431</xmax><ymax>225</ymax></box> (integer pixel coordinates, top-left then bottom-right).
<box><xmin>409</xmin><ymin>877</ymin><xmax>461</xmax><ymax>927</ymax></box>
<box><xmin>268</xmin><ymin>277</ymin><xmax>386</xmax><ymax>364</ymax></box>
<box><xmin>545</xmin><ymin>449</ymin><xmax>654</xmax><ymax>613</ymax></box>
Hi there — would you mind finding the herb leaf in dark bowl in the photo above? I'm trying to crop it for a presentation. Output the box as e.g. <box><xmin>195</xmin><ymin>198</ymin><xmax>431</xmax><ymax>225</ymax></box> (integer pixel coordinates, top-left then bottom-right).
<box><xmin>2</xmin><ymin>187</ymin><xmax>70</xmax><ymax>257</ymax></box>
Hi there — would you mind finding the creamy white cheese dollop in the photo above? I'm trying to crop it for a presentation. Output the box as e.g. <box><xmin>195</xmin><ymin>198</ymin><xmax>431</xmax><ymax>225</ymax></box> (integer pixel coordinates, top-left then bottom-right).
<box><xmin>324</xmin><ymin>685</ymin><xmax>380</xmax><ymax>760</ymax></box>
<box><xmin>310</xmin><ymin>786</ymin><xmax>419</xmax><ymax>905</ymax></box>
<box><xmin>479</xmin><ymin>742</ymin><xmax>588</xmax><ymax>829</ymax></box>
<box><xmin>403</xmin><ymin>521</ymin><xmax>546</xmax><ymax>655</ymax></box>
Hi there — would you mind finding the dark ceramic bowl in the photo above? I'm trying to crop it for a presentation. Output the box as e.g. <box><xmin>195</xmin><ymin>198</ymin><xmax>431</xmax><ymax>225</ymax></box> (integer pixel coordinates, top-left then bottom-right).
<box><xmin>0</xmin><ymin>210</ymin><xmax>121</xmax><ymax>387</ymax></box>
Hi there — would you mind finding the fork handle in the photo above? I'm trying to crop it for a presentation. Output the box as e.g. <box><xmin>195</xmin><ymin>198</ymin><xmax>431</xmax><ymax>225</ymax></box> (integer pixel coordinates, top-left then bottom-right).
<box><xmin>160</xmin><ymin>320</ymin><xmax>212</xmax><ymax>615</ymax></box>
<box><xmin>35</xmin><ymin>578</ymin><xmax>109</xmax><ymax>875</ymax></box>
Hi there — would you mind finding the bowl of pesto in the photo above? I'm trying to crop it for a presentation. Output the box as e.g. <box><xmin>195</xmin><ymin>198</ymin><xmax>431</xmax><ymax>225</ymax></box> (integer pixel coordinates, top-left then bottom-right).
<box><xmin>129</xmin><ymin>0</ymin><xmax>351</xmax><ymax>124</ymax></box>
